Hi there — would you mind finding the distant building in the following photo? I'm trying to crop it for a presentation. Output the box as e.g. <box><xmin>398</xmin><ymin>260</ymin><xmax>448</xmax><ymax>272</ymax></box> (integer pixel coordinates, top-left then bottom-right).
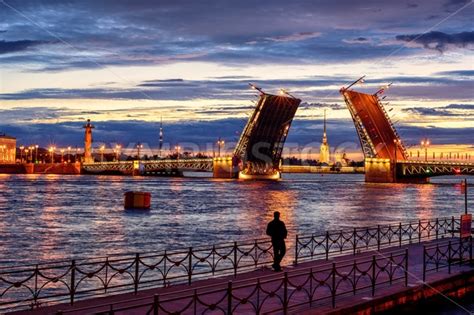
<box><xmin>319</xmin><ymin>110</ymin><xmax>330</xmax><ymax>164</ymax></box>
<box><xmin>0</xmin><ymin>134</ymin><xmax>16</xmax><ymax>164</ymax></box>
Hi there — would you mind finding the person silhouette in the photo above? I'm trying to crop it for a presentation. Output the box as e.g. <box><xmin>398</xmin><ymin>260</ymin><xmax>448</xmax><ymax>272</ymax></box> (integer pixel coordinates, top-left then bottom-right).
<box><xmin>266</xmin><ymin>211</ymin><xmax>287</xmax><ymax>272</ymax></box>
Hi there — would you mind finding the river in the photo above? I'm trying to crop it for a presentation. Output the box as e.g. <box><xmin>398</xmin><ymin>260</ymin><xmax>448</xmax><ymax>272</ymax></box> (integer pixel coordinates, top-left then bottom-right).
<box><xmin>0</xmin><ymin>173</ymin><xmax>471</xmax><ymax>266</ymax></box>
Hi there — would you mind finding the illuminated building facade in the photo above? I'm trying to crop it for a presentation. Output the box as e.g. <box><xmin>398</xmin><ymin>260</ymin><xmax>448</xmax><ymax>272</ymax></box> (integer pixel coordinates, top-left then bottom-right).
<box><xmin>0</xmin><ymin>134</ymin><xmax>16</xmax><ymax>164</ymax></box>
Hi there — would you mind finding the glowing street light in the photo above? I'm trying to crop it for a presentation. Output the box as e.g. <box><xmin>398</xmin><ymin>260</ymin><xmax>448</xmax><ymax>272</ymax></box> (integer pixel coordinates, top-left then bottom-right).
<box><xmin>25</xmin><ymin>148</ymin><xmax>30</xmax><ymax>163</ymax></box>
<box><xmin>19</xmin><ymin>145</ymin><xmax>24</xmax><ymax>163</ymax></box>
<box><xmin>60</xmin><ymin>148</ymin><xmax>65</xmax><ymax>163</ymax></box>
<box><xmin>49</xmin><ymin>146</ymin><xmax>56</xmax><ymax>163</ymax></box>
<box><xmin>175</xmin><ymin>145</ymin><xmax>181</xmax><ymax>160</ymax></box>
<box><xmin>217</xmin><ymin>138</ymin><xmax>225</xmax><ymax>157</ymax></box>
<box><xmin>35</xmin><ymin>145</ymin><xmax>39</xmax><ymax>163</ymax></box>
<box><xmin>99</xmin><ymin>145</ymin><xmax>105</xmax><ymax>162</ymax></box>
<box><xmin>67</xmin><ymin>146</ymin><xmax>71</xmax><ymax>163</ymax></box>
<box><xmin>136</xmin><ymin>143</ymin><xmax>143</xmax><ymax>161</ymax></box>
<box><xmin>115</xmin><ymin>144</ymin><xmax>121</xmax><ymax>161</ymax></box>
<box><xmin>421</xmin><ymin>139</ymin><xmax>430</xmax><ymax>162</ymax></box>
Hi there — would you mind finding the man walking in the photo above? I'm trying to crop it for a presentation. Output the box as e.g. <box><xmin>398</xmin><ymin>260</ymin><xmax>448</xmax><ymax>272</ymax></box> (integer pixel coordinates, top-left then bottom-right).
<box><xmin>266</xmin><ymin>211</ymin><xmax>287</xmax><ymax>272</ymax></box>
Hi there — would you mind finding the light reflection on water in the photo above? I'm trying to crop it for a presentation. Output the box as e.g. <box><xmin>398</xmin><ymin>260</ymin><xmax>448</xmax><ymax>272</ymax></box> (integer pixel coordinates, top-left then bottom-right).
<box><xmin>0</xmin><ymin>173</ymin><xmax>471</xmax><ymax>265</ymax></box>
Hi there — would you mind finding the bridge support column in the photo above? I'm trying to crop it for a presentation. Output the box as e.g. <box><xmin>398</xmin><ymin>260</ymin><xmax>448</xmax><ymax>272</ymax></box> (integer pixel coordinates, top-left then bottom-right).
<box><xmin>213</xmin><ymin>157</ymin><xmax>238</xmax><ymax>179</ymax></box>
<box><xmin>364</xmin><ymin>158</ymin><xmax>395</xmax><ymax>183</ymax></box>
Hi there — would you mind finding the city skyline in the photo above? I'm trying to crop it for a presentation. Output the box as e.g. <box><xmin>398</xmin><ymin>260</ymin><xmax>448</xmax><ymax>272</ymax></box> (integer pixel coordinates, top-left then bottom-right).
<box><xmin>0</xmin><ymin>0</ymin><xmax>473</xmax><ymax>151</ymax></box>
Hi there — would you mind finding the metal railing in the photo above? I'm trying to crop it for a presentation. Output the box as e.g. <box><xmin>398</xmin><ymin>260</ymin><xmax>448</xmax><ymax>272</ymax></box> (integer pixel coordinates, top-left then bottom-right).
<box><xmin>57</xmin><ymin>250</ymin><xmax>408</xmax><ymax>314</ymax></box>
<box><xmin>0</xmin><ymin>217</ymin><xmax>459</xmax><ymax>312</ymax></box>
<box><xmin>423</xmin><ymin>236</ymin><xmax>473</xmax><ymax>281</ymax></box>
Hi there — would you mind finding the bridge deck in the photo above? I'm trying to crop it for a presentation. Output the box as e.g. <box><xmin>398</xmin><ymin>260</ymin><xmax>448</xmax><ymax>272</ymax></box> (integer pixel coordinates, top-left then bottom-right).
<box><xmin>13</xmin><ymin>238</ymin><xmax>473</xmax><ymax>314</ymax></box>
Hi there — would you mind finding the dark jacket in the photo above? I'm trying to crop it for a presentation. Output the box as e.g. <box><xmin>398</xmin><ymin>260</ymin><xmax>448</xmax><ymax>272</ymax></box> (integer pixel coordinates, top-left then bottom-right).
<box><xmin>266</xmin><ymin>219</ymin><xmax>287</xmax><ymax>241</ymax></box>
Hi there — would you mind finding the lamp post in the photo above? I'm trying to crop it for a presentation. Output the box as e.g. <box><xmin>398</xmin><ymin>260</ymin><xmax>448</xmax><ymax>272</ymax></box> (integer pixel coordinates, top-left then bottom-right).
<box><xmin>67</xmin><ymin>146</ymin><xmax>71</xmax><ymax>163</ymax></box>
<box><xmin>100</xmin><ymin>145</ymin><xmax>105</xmax><ymax>162</ymax></box>
<box><xmin>25</xmin><ymin>149</ymin><xmax>30</xmax><ymax>163</ymax></box>
<box><xmin>19</xmin><ymin>145</ymin><xmax>24</xmax><ymax>163</ymax></box>
<box><xmin>136</xmin><ymin>143</ymin><xmax>143</xmax><ymax>161</ymax></box>
<box><xmin>217</xmin><ymin>138</ymin><xmax>225</xmax><ymax>157</ymax></box>
<box><xmin>75</xmin><ymin>147</ymin><xmax>80</xmax><ymax>162</ymax></box>
<box><xmin>35</xmin><ymin>145</ymin><xmax>39</xmax><ymax>163</ymax></box>
<box><xmin>115</xmin><ymin>144</ymin><xmax>121</xmax><ymax>161</ymax></box>
<box><xmin>175</xmin><ymin>145</ymin><xmax>181</xmax><ymax>160</ymax></box>
<box><xmin>49</xmin><ymin>146</ymin><xmax>55</xmax><ymax>163</ymax></box>
<box><xmin>60</xmin><ymin>149</ymin><xmax>65</xmax><ymax>163</ymax></box>
<box><xmin>421</xmin><ymin>139</ymin><xmax>430</xmax><ymax>162</ymax></box>
<box><xmin>29</xmin><ymin>146</ymin><xmax>34</xmax><ymax>162</ymax></box>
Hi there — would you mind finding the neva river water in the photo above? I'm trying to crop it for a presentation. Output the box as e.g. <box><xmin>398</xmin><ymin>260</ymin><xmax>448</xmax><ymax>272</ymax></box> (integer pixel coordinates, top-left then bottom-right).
<box><xmin>0</xmin><ymin>173</ymin><xmax>471</xmax><ymax>265</ymax></box>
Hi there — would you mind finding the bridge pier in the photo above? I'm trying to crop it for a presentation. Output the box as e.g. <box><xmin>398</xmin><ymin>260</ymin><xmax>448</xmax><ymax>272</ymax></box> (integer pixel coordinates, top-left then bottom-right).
<box><xmin>365</xmin><ymin>158</ymin><xmax>429</xmax><ymax>183</ymax></box>
<box><xmin>213</xmin><ymin>157</ymin><xmax>238</xmax><ymax>179</ymax></box>
<box><xmin>364</xmin><ymin>158</ymin><xmax>395</xmax><ymax>183</ymax></box>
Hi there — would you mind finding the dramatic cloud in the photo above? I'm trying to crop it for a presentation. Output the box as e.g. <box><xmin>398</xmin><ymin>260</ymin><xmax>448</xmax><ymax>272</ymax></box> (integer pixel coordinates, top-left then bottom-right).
<box><xmin>396</xmin><ymin>31</ymin><xmax>474</xmax><ymax>52</ymax></box>
<box><xmin>263</xmin><ymin>32</ymin><xmax>322</xmax><ymax>43</ymax></box>
<box><xmin>0</xmin><ymin>39</ymin><xmax>50</xmax><ymax>54</ymax></box>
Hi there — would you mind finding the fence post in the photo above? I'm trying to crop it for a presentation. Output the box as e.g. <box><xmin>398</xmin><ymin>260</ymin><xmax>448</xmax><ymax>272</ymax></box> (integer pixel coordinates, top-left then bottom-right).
<box><xmin>436</xmin><ymin>218</ymin><xmax>439</xmax><ymax>240</ymax></box>
<box><xmin>227</xmin><ymin>281</ymin><xmax>232</xmax><ymax>315</ymax></box>
<box><xmin>451</xmin><ymin>216</ymin><xmax>455</xmax><ymax>237</ymax></box>
<box><xmin>377</xmin><ymin>225</ymin><xmax>381</xmax><ymax>250</ymax></box>
<box><xmin>134</xmin><ymin>253</ymin><xmax>140</xmax><ymax>294</ymax></box>
<box><xmin>283</xmin><ymin>272</ymin><xmax>288</xmax><ymax>315</ymax></box>
<box><xmin>470</xmin><ymin>236</ymin><xmax>473</xmax><ymax>263</ymax></box>
<box><xmin>418</xmin><ymin>220</ymin><xmax>422</xmax><ymax>242</ymax></box>
<box><xmin>233</xmin><ymin>242</ymin><xmax>238</xmax><ymax>277</ymax></box>
<box><xmin>405</xmin><ymin>248</ymin><xmax>408</xmax><ymax>287</ymax></box>
<box><xmin>448</xmin><ymin>241</ymin><xmax>452</xmax><ymax>274</ymax></box>
<box><xmin>399</xmin><ymin>222</ymin><xmax>402</xmax><ymax>247</ymax></box>
<box><xmin>34</xmin><ymin>264</ymin><xmax>39</xmax><ymax>306</ymax></box>
<box><xmin>331</xmin><ymin>263</ymin><xmax>336</xmax><ymax>308</ymax></box>
<box><xmin>188</xmin><ymin>247</ymin><xmax>193</xmax><ymax>285</ymax></box>
<box><xmin>325</xmin><ymin>231</ymin><xmax>330</xmax><ymax>260</ymax></box>
<box><xmin>423</xmin><ymin>246</ymin><xmax>426</xmax><ymax>282</ymax></box>
<box><xmin>371</xmin><ymin>255</ymin><xmax>376</xmax><ymax>296</ymax></box>
<box><xmin>153</xmin><ymin>294</ymin><xmax>159</xmax><ymax>315</ymax></box>
<box><xmin>295</xmin><ymin>235</ymin><xmax>299</xmax><ymax>265</ymax></box>
<box><xmin>254</xmin><ymin>239</ymin><xmax>258</xmax><ymax>268</ymax></box>
<box><xmin>353</xmin><ymin>227</ymin><xmax>357</xmax><ymax>255</ymax></box>
<box><xmin>70</xmin><ymin>260</ymin><xmax>76</xmax><ymax>305</ymax></box>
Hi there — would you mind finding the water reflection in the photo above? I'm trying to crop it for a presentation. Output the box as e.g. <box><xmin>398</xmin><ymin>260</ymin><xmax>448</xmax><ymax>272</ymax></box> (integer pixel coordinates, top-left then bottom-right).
<box><xmin>0</xmin><ymin>174</ymin><xmax>471</xmax><ymax>266</ymax></box>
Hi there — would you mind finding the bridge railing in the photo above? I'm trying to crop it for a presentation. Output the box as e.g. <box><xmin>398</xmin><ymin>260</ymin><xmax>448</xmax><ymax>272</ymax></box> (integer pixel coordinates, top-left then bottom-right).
<box><xmin>0</xmin><ymin>217</ymin><xmax>459</xmax><ymax>312</ymax></box>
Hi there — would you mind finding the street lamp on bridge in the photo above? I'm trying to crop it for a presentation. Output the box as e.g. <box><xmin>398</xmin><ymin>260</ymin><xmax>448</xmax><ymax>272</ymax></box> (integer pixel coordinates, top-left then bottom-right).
<box><xmin>175</xmin><ymin>145</ymin><xmax>181</xmax><ymax>160</ymax></box>
<box><xmin>100</xmin><ymin>145</ymin><xmax>105</xmax><ymax>162</ymax></box>
<box><xmin>19</xmin><ymin>145</ymin><xmax>24</xmax><ymax>163</ymax></box>
<box><xmin>421</xmin><ymin>139</ymin><xmax>430</xmax><ymax>162</ymax></box>
<box><xmin>35</xmin><ymin>145</ymin><xmax>38</xmax><ymax>163</ymax></box>
<box><xmin>49</xmin><ymin>146</ymin><xmax>55</xmax><ymax>163</ymax></box>
<box><xmin>136</xmin><ymin>143</ymin><xmax>143</xmax><ymax>161</ymax></box>
<box><xmin>67</xmin><ymin>146</ymin><xmax>71</xmax><ymax>163</ymax></box>
<box><xmin>60</xmin><ymin>149</ymin><xmax>65</xmax><ymax>163</ymax></box>
<box><xmin>115</xmin><ymin>144</ymin><xmax>121</xmax><ymax>161</ymax></box>
<box><xmin>217</xmin><ymin>138</ymin><xmax>225</xmax><ymax>157</ymax></box>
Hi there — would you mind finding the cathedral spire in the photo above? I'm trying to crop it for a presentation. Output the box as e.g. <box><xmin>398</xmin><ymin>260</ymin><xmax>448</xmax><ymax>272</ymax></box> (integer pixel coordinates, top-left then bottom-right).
<box><xmin>322</xmin><ymin>109</ymin><xmax>327</xmax><ymax>145</ymax></box>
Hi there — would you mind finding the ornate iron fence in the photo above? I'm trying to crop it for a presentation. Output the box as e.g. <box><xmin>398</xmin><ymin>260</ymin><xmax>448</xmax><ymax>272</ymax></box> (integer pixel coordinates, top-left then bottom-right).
<box><xmin>295</xmin><ymin>217</ymin><xmax>456</xmax><ymax>263</ymax></box>
<box><xmin>57</xmin><ymin>249</ymin><xmax>408</xmax><ymax>314</ymax></box>
<box><xmin>0</xmin><ymin>217</ymin><xmax>459</xmax><ymax>312</ymax></box>
<box><xmin>423</xmin><ymin>236</ymin><xmax>473</xmax><ymax>281</ymax></box>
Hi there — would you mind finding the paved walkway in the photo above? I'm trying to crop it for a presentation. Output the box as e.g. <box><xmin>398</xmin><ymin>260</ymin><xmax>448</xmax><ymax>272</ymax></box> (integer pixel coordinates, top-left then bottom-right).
<box><xmin>9</xmin><ymin>238</ymin><xmax>473</xmax><ymax>315</ymax></box>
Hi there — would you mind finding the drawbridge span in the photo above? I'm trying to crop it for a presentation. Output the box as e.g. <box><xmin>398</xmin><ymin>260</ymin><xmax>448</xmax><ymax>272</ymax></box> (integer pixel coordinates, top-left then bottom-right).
<box><xmin>82</xmin><ymin>88</ymin><xmax>301</xmax><ymax>179</ymax></box>
<box><xmin>341</xmin><ymin>78</ymin><xmax>473</xmax><ymax>183</ymax></box>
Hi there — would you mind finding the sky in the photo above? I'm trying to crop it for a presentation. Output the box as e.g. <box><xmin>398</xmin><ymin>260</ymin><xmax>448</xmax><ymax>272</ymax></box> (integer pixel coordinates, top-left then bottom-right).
<box><xmin>0</xmin><ymin>0</ymin><xmax>473</xmax><ymax>158</ymax></box>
